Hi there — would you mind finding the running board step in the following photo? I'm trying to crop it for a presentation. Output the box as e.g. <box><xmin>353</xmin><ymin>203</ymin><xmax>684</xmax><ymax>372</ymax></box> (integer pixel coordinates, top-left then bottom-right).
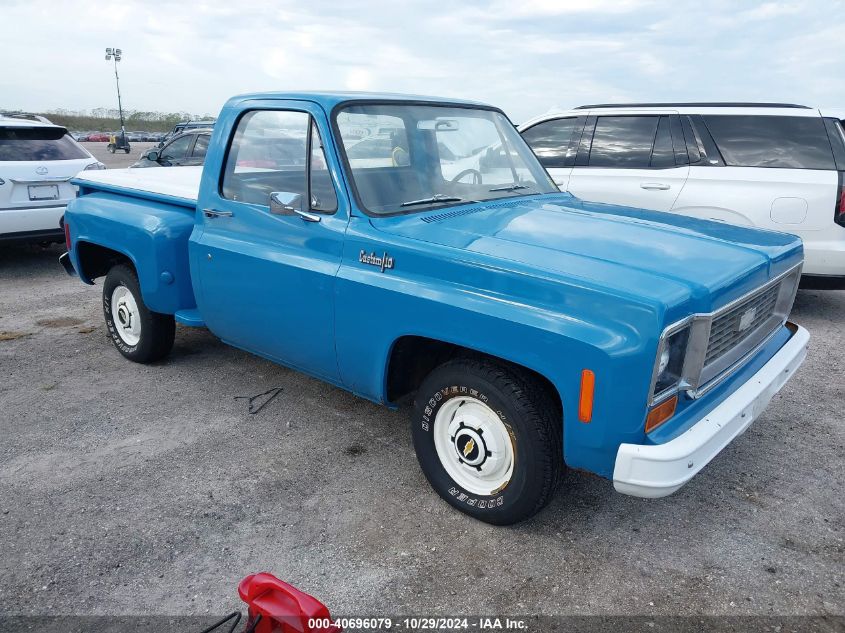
<box><xmin>174</xmin><ymin>308</ymin><xmax>205</xmax><ymax>327</ymax></box>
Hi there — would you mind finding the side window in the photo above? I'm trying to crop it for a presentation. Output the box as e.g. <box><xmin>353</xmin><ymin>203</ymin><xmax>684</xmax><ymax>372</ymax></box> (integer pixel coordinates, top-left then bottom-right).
<box><xmin>309</xmin><ymin>121</ymin><xmax>337</xmax><ymax>213</ymax></box>
<box><xmin>191</xmin><ymin>134</ymin><xmax>209</xmax><ymax>159</ymax></box>
<box><xmin>681</xmin><ymin>117</ymin><xmax>702</xmax><ymax>164</ymax></box>
<box><xmin>650</xmin><ymin>116</ymin><xmax>674</xmax><ymax>168</ymax></box>
<box><xmin>823</xmin><ymin>118</ymin><xmax>845</xmax><ymax>169</ymax></box>
<box><xmin>221</xmin><ymin>110</ymin><xmax>308</xmax><ymax>205</ymax></box>
<box><xmin>588</xmin><ymin>116</ymin><xmax>659</xmax><ymax>168</ymax></box>
<box><xmin>521</xmin><ymin>118</ymin><xmax>578</xmax><ymax>168</ymax></box>
<box><xmin>703</xmin><ymin>115</ymin><xmax>836</xmax><ymax>170</ymax></box>
<box><xmin>669</xmin><ymin>115</ymin><xmax>689</xmax><ymax>166</ymax></box>
<box><xmin>160</xmin><ymin>135</ymin><xmax>192</xmax><ymax>161</ymax></box>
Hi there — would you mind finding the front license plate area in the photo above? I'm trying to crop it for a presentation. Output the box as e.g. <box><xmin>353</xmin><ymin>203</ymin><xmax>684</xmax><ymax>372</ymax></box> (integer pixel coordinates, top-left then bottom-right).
<box><xmin>28</xmin><ymin>184</ymin><xmax>60</xmax><ymax>201</ymax></box>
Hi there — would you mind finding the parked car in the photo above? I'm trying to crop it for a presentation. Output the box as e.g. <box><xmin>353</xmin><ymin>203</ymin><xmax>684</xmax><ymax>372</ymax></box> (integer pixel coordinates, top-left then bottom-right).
<box><xmin>158</xmin><ymin>119</ymin><xmax>216</xmax><ymax>147</ymax></box>
<box><xmin>519</xmin><ymin>102</ymin><xmax>845</xmax><ymax>287</ymax></box>
<box><xmin>85</xmin><ymin>132</ymin><xmax>110</xmax><ymax>142</ymax></box>
<box><xmin>131</xmin><ymin>129</ymin><xmax>212</xmax><ymax>168</ymax></box>
<box><xmin>0</xmin><ymin>116</ymin><xmax>104</xmax><ymax>243</ymax></box>
<box><xmin>62</xmin><ymin>92</ymin><xmax>808</xmax><ymax>525</ymax></box>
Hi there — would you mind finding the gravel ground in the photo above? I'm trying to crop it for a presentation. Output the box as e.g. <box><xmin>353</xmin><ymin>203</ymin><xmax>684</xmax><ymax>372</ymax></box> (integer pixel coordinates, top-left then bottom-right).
<box><xmin>0</xmin><ymin>145</ymin><xmax>842</xmax><ymax>620</ymax></box>
<box><xmin>81</xmin><ymin>141</ymin><xmax>159</xmax><ymax>168</ymax></box>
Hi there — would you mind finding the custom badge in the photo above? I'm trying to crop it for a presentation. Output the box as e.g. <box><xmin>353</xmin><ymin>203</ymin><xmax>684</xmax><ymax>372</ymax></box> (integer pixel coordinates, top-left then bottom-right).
<box><xmin>359</xmin><ymin>250</ymin><xmax>394</xmax><ymax>272</ymax></box>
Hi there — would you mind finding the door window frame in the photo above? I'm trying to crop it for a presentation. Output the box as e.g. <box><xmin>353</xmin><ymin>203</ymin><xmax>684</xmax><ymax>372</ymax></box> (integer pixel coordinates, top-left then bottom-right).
<box><xmin>218</xmin><ymin>107</ymin><xmax>340</xmax><ymax>216</ymax></box>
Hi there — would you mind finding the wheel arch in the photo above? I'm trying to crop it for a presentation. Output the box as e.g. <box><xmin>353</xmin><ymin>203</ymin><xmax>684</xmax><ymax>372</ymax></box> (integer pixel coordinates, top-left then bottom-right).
<box><xmin>75</xmin><ymin>240</ymin><xmax>137</xmax><ymax>284</ymax></box>
<box><xmin>384</xmin><ymin>334</ymin><xmax>563</xmax><ymax>419</ymax></box>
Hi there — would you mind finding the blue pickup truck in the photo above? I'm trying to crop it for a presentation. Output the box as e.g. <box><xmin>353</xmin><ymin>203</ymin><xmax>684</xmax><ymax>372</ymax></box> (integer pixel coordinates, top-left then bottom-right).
<box><xmin>61</xmin><ymin>91</ymin><xmax>809</xmax><ymax>524</ymax></box>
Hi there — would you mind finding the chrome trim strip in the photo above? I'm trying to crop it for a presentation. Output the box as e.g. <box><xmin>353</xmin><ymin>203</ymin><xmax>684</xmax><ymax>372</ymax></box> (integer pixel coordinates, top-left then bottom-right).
<box><xmin>647</xmin><ymin>262</ymin><xmax>803</xmax><ymax>406</ymax></box>
<box><xmin>9</xmin><ymin>177</ymin><xmax>73</xmax><ymax>184</ymax></box>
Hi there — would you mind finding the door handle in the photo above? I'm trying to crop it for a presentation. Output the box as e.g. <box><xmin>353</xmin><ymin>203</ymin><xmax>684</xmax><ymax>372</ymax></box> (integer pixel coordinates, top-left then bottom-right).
<box><xmin>203</xmin><ymin>209</ymin><xmax>234</xmax><ymax>218</ymax></box>
<box><xmin>640</xmin><ymin>182</ymin><xmax>670</xmax><ymax>191</ymax></box>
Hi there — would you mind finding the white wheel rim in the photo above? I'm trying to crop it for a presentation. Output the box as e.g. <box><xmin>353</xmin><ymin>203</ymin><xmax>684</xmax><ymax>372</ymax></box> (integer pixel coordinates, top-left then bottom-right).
<box><xmin>433</xmin><ymin>396</ymin><xmax>515</xmax><ymax>496</ymax></box>
<box><xmin>111</xmin><ymin>285</ymin><xmax>141</xmax><ymax>346</ymax></box>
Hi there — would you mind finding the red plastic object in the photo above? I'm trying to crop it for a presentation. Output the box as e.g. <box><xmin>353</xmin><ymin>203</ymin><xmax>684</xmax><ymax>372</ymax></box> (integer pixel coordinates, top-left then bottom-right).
<box><xmin>238</xmin><ymin>573</ymin><xmax>342</xmax><ymax>633</ymax></box>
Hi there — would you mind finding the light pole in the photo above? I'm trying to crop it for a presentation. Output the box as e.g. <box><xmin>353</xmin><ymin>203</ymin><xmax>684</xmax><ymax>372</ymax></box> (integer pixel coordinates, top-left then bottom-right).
<box><xmin>105</xmin><ymin>47</ymin><xmax>125</xmax><ymax>138</ymax></box>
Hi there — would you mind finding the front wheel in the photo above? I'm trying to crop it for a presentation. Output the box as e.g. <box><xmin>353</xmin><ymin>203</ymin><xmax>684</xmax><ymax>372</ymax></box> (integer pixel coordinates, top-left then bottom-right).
<box><xmin>412</xmin><ymin>358</ymin><xmax>563</xmax><ymax>525</ymax></box>
<box><xmin>103</xmin><ymin>264</ymin><xmax>175</xmax><ymax>363</ymax></box>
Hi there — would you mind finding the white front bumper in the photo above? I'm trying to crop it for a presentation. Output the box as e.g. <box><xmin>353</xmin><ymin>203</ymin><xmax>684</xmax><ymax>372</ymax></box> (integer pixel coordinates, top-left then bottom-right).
<box><xmin>613</xmin><ymin>324</ymin><xmax>810</xmax><ymax>498</ymax></box>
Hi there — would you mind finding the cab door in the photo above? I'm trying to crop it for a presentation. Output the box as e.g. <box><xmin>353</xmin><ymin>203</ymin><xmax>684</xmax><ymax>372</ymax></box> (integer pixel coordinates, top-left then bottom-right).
<box><xmin>190</xmin><ymin>100</ymin><xmax>349</xmax><ymax>382</ymax></box>
<box><xmin>565</xmin><ymin>113</ymin><xmax>690</xmax><ymax>211</ymax></box>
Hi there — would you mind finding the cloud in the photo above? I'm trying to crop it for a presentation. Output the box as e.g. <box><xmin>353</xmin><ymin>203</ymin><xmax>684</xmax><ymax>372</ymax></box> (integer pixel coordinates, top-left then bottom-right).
<box><xmin>0</xmin><ymin>0</ymin><xmax>840</xmax><ymax>122</ymax></box>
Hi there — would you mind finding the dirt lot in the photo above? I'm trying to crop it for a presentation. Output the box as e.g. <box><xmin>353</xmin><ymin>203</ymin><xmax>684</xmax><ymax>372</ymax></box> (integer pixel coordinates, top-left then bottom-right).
<box><xmin>0</xmin><ymin>145</ymin><xmax>842</xmax><ymax>620</ymax></box>
<box><xmin>81</xmin><ymin>141</ymin><xmax>159</xmax><ymax>168</ymax></box>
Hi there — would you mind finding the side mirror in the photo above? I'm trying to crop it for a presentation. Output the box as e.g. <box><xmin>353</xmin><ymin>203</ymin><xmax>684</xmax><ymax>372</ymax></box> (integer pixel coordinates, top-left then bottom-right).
<box><xmin>270</xmin><ymin>191</ymin><xmax>302</xmax><ymax>215</ymax></box>
<box><xmin>270</xmin><ymin>191</ymin><xmax>321</xmax><ymax>222</ymax></box>
<box><xmin>146</xmin><ymin>150</ymin><xmax>159</xmax><ymax>161</ymax></box>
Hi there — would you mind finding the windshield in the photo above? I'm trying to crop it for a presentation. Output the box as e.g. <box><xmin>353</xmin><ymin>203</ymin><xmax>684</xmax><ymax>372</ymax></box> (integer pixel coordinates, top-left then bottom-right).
<box><xmin>335</xmin><ymin>103</ymin><xmax>557</xmax><ymax>215</ymax></box>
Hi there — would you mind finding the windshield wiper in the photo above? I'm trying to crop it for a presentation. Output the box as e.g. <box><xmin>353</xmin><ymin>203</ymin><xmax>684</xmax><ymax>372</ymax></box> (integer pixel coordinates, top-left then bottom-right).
<box><xmin>401</xmin><ymin>194</ymin><xmax>464</xmax><ymax>207</ymax></box>
<box><xmin>488</xmin><ymin>183</ymin><xmax>531</xmax><ymax>192</ymax></box>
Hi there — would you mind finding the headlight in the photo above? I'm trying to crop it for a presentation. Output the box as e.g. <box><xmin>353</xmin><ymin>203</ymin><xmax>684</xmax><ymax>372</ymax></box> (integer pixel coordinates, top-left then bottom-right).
<box><xmin>84</xmin><ymin>161</ymin><xmax>106</xmax><ymax>170</ymax></box>
<box><xmin>651</xmin><ymin>325</ymin><xmax>690</xmax><ymax>400</ymax></box>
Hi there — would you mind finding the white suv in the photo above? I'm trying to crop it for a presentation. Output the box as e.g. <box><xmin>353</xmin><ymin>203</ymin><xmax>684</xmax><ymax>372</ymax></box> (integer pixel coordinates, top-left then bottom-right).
<box><xmin>519</xmin><ymin>103</ymin><xmax>845</xmax><ymax>286</ymax></box>
<box><xmin>0</xmin><ymin>114</ymin><xmax>104</xmax><ymax>244</ymax></box>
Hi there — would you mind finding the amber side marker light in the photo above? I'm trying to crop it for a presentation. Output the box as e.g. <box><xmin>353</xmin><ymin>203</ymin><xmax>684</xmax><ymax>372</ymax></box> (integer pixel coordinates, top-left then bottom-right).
<box><xmin>646</xmin><ymin>395</ymin><xmax>678</xmax><ymax>433</ymax></box>
<box><xmin>578</xmin><ymin>369</ymin><xmax>595</xmax><ymax>423</ymax></box>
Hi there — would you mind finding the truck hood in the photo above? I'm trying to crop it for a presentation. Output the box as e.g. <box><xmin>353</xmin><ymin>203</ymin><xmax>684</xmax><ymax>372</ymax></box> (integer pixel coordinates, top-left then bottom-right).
<box><xmin>373</xmin><ymin>193</ymin><xmax>803</xmax><ymax>312</ymax></box>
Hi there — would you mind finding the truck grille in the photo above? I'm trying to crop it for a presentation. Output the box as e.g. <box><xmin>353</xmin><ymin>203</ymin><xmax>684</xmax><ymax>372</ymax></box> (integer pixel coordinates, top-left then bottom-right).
<box><xmin>704</xmin><ymin>282</ymin><xmax>782</xmax><ymax>367</ymax></box>
<box><xmin>649</xmin><ymin>264</ymin><xmax>801</xmax><ymax>403</ymax></box>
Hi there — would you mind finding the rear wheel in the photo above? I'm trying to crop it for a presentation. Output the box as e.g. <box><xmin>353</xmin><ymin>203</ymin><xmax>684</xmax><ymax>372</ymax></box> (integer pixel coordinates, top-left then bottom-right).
<box><xmin>412</xmin><ymin>358</ymin><xmax>563</xmax><ymax>525</ymax></box>
<box><xmin>103</xmin><ymin>264</ymin><xmax>174</xmax><ymax>363</ymax></box>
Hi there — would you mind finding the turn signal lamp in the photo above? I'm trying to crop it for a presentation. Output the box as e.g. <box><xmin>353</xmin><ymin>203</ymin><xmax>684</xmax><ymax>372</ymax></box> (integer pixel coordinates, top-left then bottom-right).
<box><xmin>646</xmin><ymin>395</ymin><xmax>678</xmax><ymax>433</ymax></box>
<box><xmin>578</xmin><ymin>369</ymin><xmax>595</xmax><ymax>423</ymax></box>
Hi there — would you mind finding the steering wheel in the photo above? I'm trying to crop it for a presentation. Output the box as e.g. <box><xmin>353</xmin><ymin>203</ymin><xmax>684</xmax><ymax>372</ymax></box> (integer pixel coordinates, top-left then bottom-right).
<box><xmin>451</xmin><ymin>168</ymin><xmax>482</xmax><ymax>184</ymax></box>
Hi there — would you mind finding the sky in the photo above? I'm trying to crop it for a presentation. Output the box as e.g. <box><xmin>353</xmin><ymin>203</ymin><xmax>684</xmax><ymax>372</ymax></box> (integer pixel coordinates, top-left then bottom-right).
<box><xmin>0</xmin><ymin>0</ymin><xmax>842</xmax><ymax>123</ymax></box>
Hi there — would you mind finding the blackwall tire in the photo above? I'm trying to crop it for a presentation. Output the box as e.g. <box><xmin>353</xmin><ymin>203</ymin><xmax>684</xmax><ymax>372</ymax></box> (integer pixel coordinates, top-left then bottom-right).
<box><xmin>412</xmin><ymin>358</ymin><xmax>563</xmax><ymax>525</ymax></box>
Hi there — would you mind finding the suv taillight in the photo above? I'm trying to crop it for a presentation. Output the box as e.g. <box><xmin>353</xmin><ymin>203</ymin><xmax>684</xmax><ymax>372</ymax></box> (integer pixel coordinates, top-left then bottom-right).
<box><xmin>837</xmin><ymin>174</ymin><xmax>845</xmax><ymax>228</ymax></box>
<box><xmin>64</xmin><ymin>222</ymin><xmax>71</xmax><ymax>250</ymax></box>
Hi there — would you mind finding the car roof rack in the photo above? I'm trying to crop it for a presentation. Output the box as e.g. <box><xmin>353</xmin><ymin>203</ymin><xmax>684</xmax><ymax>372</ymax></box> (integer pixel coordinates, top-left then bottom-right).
<box><xmin>0</xmin><ymin>111</ymin><xmax>53</xmax><ymax>123</ymax></box>
<box><xmin>573</xmin><ymin>102</ymin><xmax>811</xmax><ymax>110</ymax></box>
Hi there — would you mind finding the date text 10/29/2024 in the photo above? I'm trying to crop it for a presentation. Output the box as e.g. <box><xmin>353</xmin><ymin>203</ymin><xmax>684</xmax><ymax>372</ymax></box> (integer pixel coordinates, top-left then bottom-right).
<box><xmin>307</xmin><ymin>617</ymin><xmax>529</xmax><ymax>630</ymax></box>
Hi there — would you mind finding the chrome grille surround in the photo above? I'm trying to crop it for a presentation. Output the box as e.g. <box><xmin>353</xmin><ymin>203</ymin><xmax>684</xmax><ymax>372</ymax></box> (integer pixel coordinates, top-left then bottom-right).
<box><xmin>649</xmin><ymin>263</ymin><xmax>802</xmax><ymax>405</ymax></box>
